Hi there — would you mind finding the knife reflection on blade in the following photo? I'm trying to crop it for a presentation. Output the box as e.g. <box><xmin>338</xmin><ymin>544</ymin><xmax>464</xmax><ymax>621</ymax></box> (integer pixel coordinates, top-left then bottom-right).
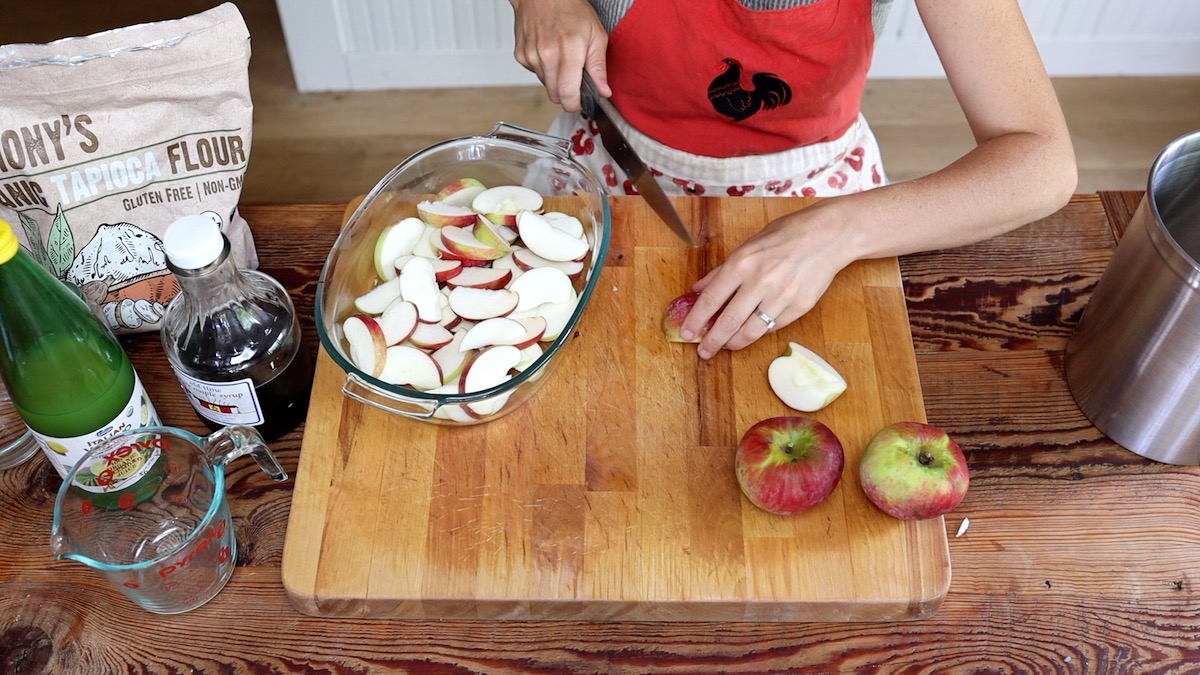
<box><xmin>580</xmin><ymin>72</ymin><xmax>695</xmax><ymax>246</ymax></box>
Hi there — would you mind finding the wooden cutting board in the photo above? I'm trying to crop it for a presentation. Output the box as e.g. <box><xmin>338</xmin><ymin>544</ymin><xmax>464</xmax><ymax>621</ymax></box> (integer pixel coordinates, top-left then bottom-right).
<box><xmin>281</xmin><ymin>196</ymin><xmax>949</xmax><ymax>621</ymax></box>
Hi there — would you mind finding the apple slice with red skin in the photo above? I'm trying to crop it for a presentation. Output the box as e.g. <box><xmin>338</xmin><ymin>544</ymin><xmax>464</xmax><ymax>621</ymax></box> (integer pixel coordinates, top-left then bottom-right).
<box><xmin>735</xmin><ymin>416</ymin><xmax>844</xmax><ymax>516</ymax></box>
<box><xmin>511</xmin><ymin>247</ymin><xmax>584</xmax><ymax>278</ymax></box>
<box><xmin>460</xmin><ymin>316</ymin><xmax>547</xmax><ymax>351</ymax></box>
<box><xmin>447</xmin><ymin>287</ymin><xmax>520</xmax><ymax>321</ymax></box>
<box><xmin>378</xmin><ymin>345</ymin><xmax>443</xmax><ymax>390</ymax></box>
<box><xmin>441</xmin><ymin>225</ymin><xmax>507</xmax><ymax>262</ymax></box>
<box><xmin>374</xmin><ymin>217</ymin><xmax>426</xmax><ymax>281</ymax></box>
<box><xmin>460</xmin><ymin>344</ymin><xmax>521</xmax><ymax>397</ymax></box>
<box><xmin>768</xmin><ymin>341</ymin><xmax>847</xmax><ymax>412</ymax></box>
<box><xmin>395</xmin><ymin>255</ymin><xmax>463</xmax><ymax>283</ymax></box>
<box><xmin>431</xmin><ymin>332</ymin><xmax>471</xmax><ymax>384</ymax></box>
<box><xmin>417</xmin><ymin>200</ymin><xmax>477</xmax><ymax>227</ymax></box>
<box><xmin>508</xmin><ymin>266</ymin><xmax>575</xmax><ymax>312</ymax></box>
<box><xmin>435</xmin><ymin>178</ymin><xmax>487</xmax><ymax>207</ymax></box>
<box><xmin>444</xmin><ymin>266</ymin><xmax>512</xmax><ymax>290</ymax></box>
<box><xmin>472</xmin><ymin>185</ymin><xmax>544</xmax><ymax>226</ymax></box>
<box><xmin>661</xmin><ymin>291</ymin><xmax>715</xmax><ymax>344</ymax></box>
<box><xmin>859</xmin><ymin>421</ymin><xmax>969</xmax><ymax>520</ymax></box>
<box><xmin>511</xmin><ymin>286</ymin><xmax>578</xmax><ymax>342</ymax></box>
<box><xmin>376</xmin><ymin>298</ymin><xmax>419</xmax><ymax>346</ymax></box>
<box><xmin>431</xmin><ymin>237</ymin><xmax>492</xmax><ymax>267</ymax></box>
<box><xmin>515</xmin><ymin>210</ymin><xmax>590</xmax><ymax>262</ymax></box>
<box><xmin>472</xmin><ymin>215</ymin><xmax>515</xmax><ymax>253</ymax></box>
<box><xmin>398</xmin><ymin>256</ymin><xmax>442</xmax><ymax>323</ymax></box>
<box><xmin>515</xmin><ymin>343</ymin><xmax>544</xmax><ymax>371</ymax></box>
<box><xmin>407</xmin><ymin>322</ymin><xmax>455</xmax><ymax>350</ymax></box>
<box><xmin>343</xmin><ymin>314</ymin><xmax>387</xmax><ymax>377</ymax></box>
<box><xmin>353</xmin><ymin>277</ymin><xmax>402</xmax><ymax>315</ymax></box>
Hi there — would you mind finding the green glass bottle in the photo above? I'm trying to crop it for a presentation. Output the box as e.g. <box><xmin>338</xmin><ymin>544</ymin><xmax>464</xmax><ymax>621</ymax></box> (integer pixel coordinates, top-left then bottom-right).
<box><xmin>0</xmin><ymin>219</ymin><xmax>162</xmax><ymax>505</ymax></box>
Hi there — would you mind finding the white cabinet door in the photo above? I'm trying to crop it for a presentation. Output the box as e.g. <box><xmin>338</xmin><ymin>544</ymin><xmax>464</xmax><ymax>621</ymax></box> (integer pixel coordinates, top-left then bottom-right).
<box><xmin>277</xmin><ymin>0</ymin><xmax>1200</xmax><ymax>92</ymax></box>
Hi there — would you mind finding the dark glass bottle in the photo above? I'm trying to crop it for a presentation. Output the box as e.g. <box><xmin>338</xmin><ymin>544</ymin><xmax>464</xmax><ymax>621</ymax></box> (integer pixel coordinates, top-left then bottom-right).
<box><xmin>0</xmin><ymin>218</ymin><xmax>163</xmax><ymax>506</ymax></box>
<box><xmin>160</xmin><ymin>214</ymin><xmax>313</xmax><ymax>441</ymax></box>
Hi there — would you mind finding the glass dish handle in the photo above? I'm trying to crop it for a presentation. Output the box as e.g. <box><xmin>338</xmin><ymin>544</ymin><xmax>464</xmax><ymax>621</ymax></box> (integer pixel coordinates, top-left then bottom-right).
<box><xmin>488</xmin><ymin>122</ymin><xmax>572</xmax><ymax>160</ymax></box>
<box><xmin>343</xmin><ymin>372</ymin><xmax>438</xmax><ymax>420</ymax></box>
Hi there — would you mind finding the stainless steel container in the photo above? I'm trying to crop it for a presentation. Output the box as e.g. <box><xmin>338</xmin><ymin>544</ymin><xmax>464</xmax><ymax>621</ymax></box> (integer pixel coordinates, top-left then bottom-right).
<box><xmin>1066</xmin><ymin>130</ymin><xmax>1200</xmax><ymax>464</ymax></box>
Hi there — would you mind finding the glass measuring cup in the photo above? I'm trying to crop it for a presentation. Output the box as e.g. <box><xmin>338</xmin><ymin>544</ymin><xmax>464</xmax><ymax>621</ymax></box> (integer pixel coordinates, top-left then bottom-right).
<box><xmin>50</xmin><ymin>425</ymin><xmax>287</xmax><ymax>614</ymax></box>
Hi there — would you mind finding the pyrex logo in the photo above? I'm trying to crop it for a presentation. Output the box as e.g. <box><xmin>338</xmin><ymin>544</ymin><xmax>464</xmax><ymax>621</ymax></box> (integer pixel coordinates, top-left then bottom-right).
<box><xmin>159</xmin><ymin>517</ymin><xmax>228</xmax><ymax>578</ymax></box>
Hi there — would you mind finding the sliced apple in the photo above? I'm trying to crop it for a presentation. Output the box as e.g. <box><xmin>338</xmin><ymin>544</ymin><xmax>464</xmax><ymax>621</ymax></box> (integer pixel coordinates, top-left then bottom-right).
<box><xmin>407</xmin><ymin>322</ymin><xmax>455</xmax><ymax>350</ymax></box>
<box><xmin>511</xmin><ymin>247</ymin><xmax>584</xmax><ymax>278</ymax></box>
<box><xmin>472</xmin><ymin>215</ymin><xmax>515</xmax><ymax>253</ymax></box>
<box><xmin>435</xmin><ymin>178</ymin><xmax>487</xmax><ymax>207</ymax></box>
<box><xmin>447</xmin><ymin>287</ymin><xmax>520</xmax><ymax>321</ymax></box>
<box><xmin>460</xmin><ymin>317</ymin><xmax>524</xmax><ymax>351</ymax></box>
<box><xmin>379</xmin><ymin>345</ymin><xmax>443</xmax><ymax>391</ymax></box>
<box><xmin>444</xmin><ymin>266</ymin><xmax>512</xmax><ymax>290</ymax></box>
<box><xmin>377</xmin><ymin>298</ymin><xmax>419</xmax><ymax>346</ymax></box>
<box><xmin>515</xmin><ymin>343</ymin><xmax>544</xmax><ymax>371</ymax></box>
<box><xmin>543</xmin><ymin>211</ymin><xmax>585</xmax><ymax>239</ymax></box>
<box><xmin>373</xmin><ymin>217</ymin><xmax>426</xmax><ymax>281</ymax></box>
<box><xmin>432</xmin><ymin>236</ymin><xmax>492</xmax><ymax>267</ymax></box>
<box><xmin>512</xmin><ymin>287</ymin><xmax>579</xmax><ymax>342</ymax></box>
<box><xmin>417</xmin><ymin>200</ymin><xmax>477</xmax><ymax>228</ymax></box>
<box><xmin>768</xmin><ymin>341</ymin><xmax>848</xmax><ymax>412</ymax></box>
<box><xmin>441</xmin><ymin>225</ymin><xmax>507</xmax><ymax>262</ymax></box>
<box><xmin>398</xmin><ymin>256</ymin><xmax>442</xmax><ymax>323</ymax></box>
<box><xmin>412</xmin><ymin>224</ymin><xmax>441</xmax><ymax>259</ymax></box>
<box><xmin>460</xmin><ymin>344</ymin><xmax>522</xmax><ymax>394</ymax></box>
<box><xmin>353</xmin><ymin>277</ymin><xmax>402</xmax><ymax>314</ymax></box>
<box><xmin>431</xmin><ymin>332</ymin><xmax>471</xmax><ymax>384</ymax></box>
<box><xmin>472</xmin><ymin>185</ymin><xmax>544</xmax><ymax>226</ymax></box>
<box><xmin>509</xmin><ymin>266</ymin><xmax>575</xmax><ymax>312</ymax></box>
<box><xmin>343</xmin><ymin>314</ymin><xmax>387</xmax><ymax>377</ymax></box>
<box><xmin>515</xmin><ymin>210</ymin><xmax>590</xmax><ymax>262</ymax></box>
<box><xmin>491</xmin><ymin>252</ymin><xmax>524</xmax><ymax>281</ymax></box>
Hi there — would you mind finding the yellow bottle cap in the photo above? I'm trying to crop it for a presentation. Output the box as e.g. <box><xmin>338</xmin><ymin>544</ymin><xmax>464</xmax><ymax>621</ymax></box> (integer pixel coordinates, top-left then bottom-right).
<box><xmin>0</xmin><ymin>220</ymin><xmax>18</xmax><ymax>264</ymax></box>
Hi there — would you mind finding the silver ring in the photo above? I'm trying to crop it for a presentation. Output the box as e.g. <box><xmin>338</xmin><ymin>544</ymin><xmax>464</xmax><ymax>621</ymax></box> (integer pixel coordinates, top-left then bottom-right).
<box><xmin>756</xmin><ymin>310</ymin><xmax>776</xmax><ymax>331</ymax></box>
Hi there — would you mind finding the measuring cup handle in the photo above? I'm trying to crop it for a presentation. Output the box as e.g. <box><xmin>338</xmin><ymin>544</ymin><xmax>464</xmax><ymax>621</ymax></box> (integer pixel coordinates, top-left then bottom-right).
<box><xmin>203</xmin><ymin>425</ymin><xmax>289</xmax><ymax>482</ymax></box>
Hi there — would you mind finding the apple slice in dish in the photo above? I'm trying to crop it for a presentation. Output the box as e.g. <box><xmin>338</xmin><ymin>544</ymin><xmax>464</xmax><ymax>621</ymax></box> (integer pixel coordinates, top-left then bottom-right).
<box><xmin>378</xmin><ymin>345</ymin><xmax>443</xmax><ymax>390</ymax></box>
<box><xmin>448</xmin><ymin>287</ymin><xmax>520</xmax><ymax>321</ymax></box>
<box><xmin>398</xmin><ymin>256</ymin><xmax>442</xmax><ymax>323</ymax></box>
<box><xmin>515</xmin><ymin>343</ymin><xmax>544</xmax><ymax>371</ymax></box>
<box><xmin>460</xmin><ymin>344</ymin><xmax>521</xmax><ymax>394</ymax></box>
<box><xmin>472</xmin><ymin>185</ymin><xmax>544</xmax><ymax>226</ymax></box>
<box><xmin>343</xmin><ymin>314</ymin><xmax>387</xmax><ymax>377</ymax></box>
<box><xmin>768</xmin><ymin>341</ymin><xmax>848</xmax><ymax>412</ymax></box>
<box><xmin>377</xmin><ymin>298</ymin><xmax>419</xmax><ymax>345</ymax></box>
<box><xmin>417</xmin><ymin>200</ymin><xmax>478</xmax><ymax>227</ymax></box>
<box><xmin>441</xmin><ymin>225</ymin><xmax>507</xmax><ymax>262</ymax></box>
<box><xmin>407</xmin><ymin>322</ymin><xmax>455</xmax><ymax>350</ymax></box>
<box><xmin>374</xmin><ymin>217</ymin><xmax>426</xmax><ymax>281</ymax></box>
<box><xmin>511</xmin><ymin>247</ymin><xmax>584</xmax><ymax>278</ymax></box>
<box><xmin>435</xmin><ymin>178</ymin><xmax>487</xmax><ymax>207</ymax></box>
<box><xmin>460</xmin><ymin>316</ymin><xmax>547</xmax><ymax>351</ymax></box>
<box><xmin>431</xmin><ymin>332</ymin><xmax>471</xmax><ymax>384</ymax></box>
<box><xmin>515</xmin><ymin>210</ymin><xmax>590</xmax><ymax>262</ymax></box>
<box><xmin>508</xmin><ymin>266</ymin><xmax>575</xmax><ymax>312</ymax></box>
<box><xmin>472</xmin><ymin>215</ymin><xmax>515</xmax><ymax>253</ymax></box>
<box><xmin>396</xmin><ymin>255</ymin><xmax>464</xmax><ymax>283</ymax></box>
<box><xmin>353</xmin><ymin>277</ymin><xmax>402</xmax><ymax>314</ymax></box>
<box><xmin>543</xmin><ymin>211</ymin><xmax>585</xmax><ymax>239</ymax></box>
<box><xmin>444</xmin><ymin>266</ymin><xmax>512</xmax><ymax>290</ymax></box>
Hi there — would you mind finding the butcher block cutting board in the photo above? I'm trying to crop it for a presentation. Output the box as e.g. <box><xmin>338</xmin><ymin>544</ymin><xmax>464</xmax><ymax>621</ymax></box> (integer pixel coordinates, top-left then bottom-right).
<box><xmin>282</xmin><ymin>196</ymin><xmax>949</xmax><ymax>621</ymax></box>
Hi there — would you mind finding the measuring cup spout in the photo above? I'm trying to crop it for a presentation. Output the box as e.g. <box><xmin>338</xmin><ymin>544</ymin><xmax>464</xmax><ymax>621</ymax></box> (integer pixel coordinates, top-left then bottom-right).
<box><xmin>203</xmin><ymin>425</ymin><xmax>288</xmax><ymax>482</ymax></box>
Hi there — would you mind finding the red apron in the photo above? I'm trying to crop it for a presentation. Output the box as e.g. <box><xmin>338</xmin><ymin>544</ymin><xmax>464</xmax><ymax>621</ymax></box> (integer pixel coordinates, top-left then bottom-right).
<box><xmin>605</xmin><ymin>0</ymin><xmax>875</xmax><ymax>157</ymax></box>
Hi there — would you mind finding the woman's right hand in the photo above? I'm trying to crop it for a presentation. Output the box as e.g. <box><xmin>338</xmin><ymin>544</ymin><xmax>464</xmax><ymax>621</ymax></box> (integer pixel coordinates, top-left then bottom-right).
<box><xmin>510</xmin><ymin>0</ymin><xmax>612</xmax><ymax>111</ymax></box>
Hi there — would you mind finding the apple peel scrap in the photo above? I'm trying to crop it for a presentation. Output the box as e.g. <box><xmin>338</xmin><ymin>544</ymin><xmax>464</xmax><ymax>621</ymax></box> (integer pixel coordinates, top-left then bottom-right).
<box><xmin>768</xmin><ymin>342</ymin><xmax>848</xmax><ymax>412</ymax></box>
<box><xmin>341</xmin><ymin>179</ymin><xmax>593</xmax><ymax>421</ymax></box>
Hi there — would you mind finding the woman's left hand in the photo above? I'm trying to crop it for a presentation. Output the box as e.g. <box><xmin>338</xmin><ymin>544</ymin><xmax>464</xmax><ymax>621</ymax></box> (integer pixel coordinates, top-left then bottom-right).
<box><xmin>679</xmin><ymin>201</ymin><xmax>852</xmax><ymax>359</ymax></box>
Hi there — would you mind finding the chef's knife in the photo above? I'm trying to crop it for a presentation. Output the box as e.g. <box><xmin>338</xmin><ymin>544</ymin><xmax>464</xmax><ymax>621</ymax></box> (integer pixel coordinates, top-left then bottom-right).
<box><xmin>580</xmin><ymin>72</ymin><xmax>695</xmax><ymax>246</ymax></box>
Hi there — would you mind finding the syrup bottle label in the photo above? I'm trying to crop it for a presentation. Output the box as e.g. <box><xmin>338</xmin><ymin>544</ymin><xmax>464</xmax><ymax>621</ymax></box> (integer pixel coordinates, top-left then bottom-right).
<box><xmin>31</xmin><ymin>374</ymin><xmax>160</xmax><ymax>486</ymax></box>
<box><xmin>174</xmin><ymin>370</ymin><xmax>264</xmax><ymax>426</ymax></box>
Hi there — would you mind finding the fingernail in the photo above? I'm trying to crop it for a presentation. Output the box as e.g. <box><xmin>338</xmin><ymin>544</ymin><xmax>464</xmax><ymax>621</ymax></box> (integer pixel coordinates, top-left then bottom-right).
<box><xmin>681</xmin><ymin>329</ymin><xmax>695</xmax><ymax>341</ymax></box>
<box><xmin>697</xmin><ymin>348</ymin><xmax>712</xmax><ymax>360</ymax></box>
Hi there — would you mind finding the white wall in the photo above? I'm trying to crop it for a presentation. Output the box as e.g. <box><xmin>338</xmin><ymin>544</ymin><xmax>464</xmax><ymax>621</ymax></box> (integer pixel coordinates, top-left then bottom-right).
<box><xmin>276</xmin><ymin>0</ymin><xmax>1200</xmax><ymax>92</ymax></box>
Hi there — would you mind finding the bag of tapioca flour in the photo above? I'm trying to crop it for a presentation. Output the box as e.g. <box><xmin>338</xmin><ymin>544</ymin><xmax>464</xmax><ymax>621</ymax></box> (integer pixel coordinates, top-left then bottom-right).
<box><xmin>0</xmin><ymin>3</ymin><xmax>257</xmax><ymax>333</ymax></box>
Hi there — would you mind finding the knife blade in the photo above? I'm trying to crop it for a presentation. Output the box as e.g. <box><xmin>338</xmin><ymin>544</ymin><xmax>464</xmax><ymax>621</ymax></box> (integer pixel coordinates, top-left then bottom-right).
<box><xmin>580</xmin><ymin>72</ymin><xmax>695</xmax><ymax>246</ymax></box>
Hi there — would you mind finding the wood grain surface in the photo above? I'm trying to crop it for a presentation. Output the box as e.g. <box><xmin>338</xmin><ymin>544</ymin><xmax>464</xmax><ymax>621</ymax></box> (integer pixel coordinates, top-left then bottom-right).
<box><xmin>6</xmin><ymin>194</ymin><xmax>1200</xmax><ymax>673</ymax></box>
<box><xmin>282</xmin><ymin>197</ymin><xmax>948</xmax><ymax>621</ymax></box>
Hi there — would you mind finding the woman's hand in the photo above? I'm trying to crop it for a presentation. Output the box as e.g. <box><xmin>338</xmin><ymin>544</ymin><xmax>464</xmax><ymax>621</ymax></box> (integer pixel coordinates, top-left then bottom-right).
<box><xmin>510</xmin><ymin>0</ymin><xmax>612</xmax><ymax>111</ymax></box>
<box><xmin>679</xmin><ymin>200</ymin><xmax>853</xmax><ymax>359</ymax></box>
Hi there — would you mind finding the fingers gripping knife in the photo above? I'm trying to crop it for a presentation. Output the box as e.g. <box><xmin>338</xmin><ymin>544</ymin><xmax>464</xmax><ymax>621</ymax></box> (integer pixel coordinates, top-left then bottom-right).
<box><xmin>580</xmin><ymin>72</ymin><xmax>695</xmax><ymax>245</ymax></box>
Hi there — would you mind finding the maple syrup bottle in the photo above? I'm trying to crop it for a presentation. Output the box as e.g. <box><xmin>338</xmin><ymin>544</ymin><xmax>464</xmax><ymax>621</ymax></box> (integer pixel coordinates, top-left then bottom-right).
<box><xmin>160</xmin><ymin>214</ymin><xmax>313</xmax><ymax>441</ymax></box>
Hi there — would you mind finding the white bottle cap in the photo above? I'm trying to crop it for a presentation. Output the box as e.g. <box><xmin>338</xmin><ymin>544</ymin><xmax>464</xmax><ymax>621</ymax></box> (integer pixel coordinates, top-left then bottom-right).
<box><xmin>164</xmin><ymin>213</ymin><xmax>226</xmax><ymax>270</ymax></box>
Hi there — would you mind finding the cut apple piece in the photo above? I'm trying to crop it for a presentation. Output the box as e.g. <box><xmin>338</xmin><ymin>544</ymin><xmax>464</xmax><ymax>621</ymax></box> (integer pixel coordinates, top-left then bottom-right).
<box><xmin>407</xmin><ymin>322</ymin><xmax>455</xmax><ymax>350</ymax></box>
<box><xmin>398</xmin><ymin>256</ymin><xmax>442</xmax><ymax>323</ymax></box>
<box><xmin>661</xmin><ymin>291</ymin><xmax>713</xmax><ymax>344</ymax></box>
<box><xmin>509</xmin><ymin>266</ymin><xmax>575</xmax><ymax>312</ymax></box>
<box><xmin>373</xmin><ymin>217</ymin><xmax>426</xmax><ymax>281</ymax></box>
<box><xmin>412</xmin><ymin>224</ymin><xmax>441</xmax><ymax>259</ymax></box>
<box><xmin>515</xmin><ymin>343</ymin><xmax>544</xmax><ymax>371</ymax></box>
<box><xmin>397</xmin><ymin>255</ymin><xmax>464</xmax><ymax>283</ymax></box>
<box><xmin>377</xmin><ymin>299</ymin><xmax>419</xmax><ymax>346</ymax></box>
<box><xmin>511</xmin><ymin>247</ymin><xmax>584</xmax><ymax>278</ymax></box>
<box><xmin>767</xmin><ymin>341</ymin><xmax>848</xmax><ymax>412</ymax></box>
<box><xmin>515</xmin><ymin>210</ymin><xmax>590</xmax><ymax>262</ymax></box>
<box><xmin>441</xmin><ymin>225</ymin><xmax>507</xmax><ymax>262</ymax></box>
<box><xmin>472</xmin><ymin>215</ymin><xmax>515</xmax><ymax>253</ymax></box>
<box><xmin>512</xmin><ymin>286</ymin><xmax>579</xmax><ymax>342</ymax></box>
<box><xmin>379</xmin><ymin>345</ymin><xmax>443</xmax><ymax>391</ymax></box>
<box><xmin>491</xmin><ymin>252</ymin><xmax>524</xmax><ymax>281</ymax></box>
<box><xmin>432</xmin><ymin>237</ymin><xmax>492</xmax><ymax>267</ymax></box>
<box><xmin>417</xmin><ymin>200</ymin><xmax>478</xmax><ymax>228</ymax></box>
<box><xmin>460</xmin><ymin>344</ymin><xmax>522</xmax><ymax>394</ymax></box>
<box><xmin>435</xmin><ymin>178</ymin><xmax>487</xmax><ymax>207</ymax></box>
<box><xmin>459</xmin><ymin>316</ymin><xmax>545</xmax><ymax>351</ymax></box>
<box><xmin>444</xmin><ymin>266</ymin><xmax>512</xmax><ymax>290</ymax></box>
<box><xmin>353</xmin><ymin>277</ymin><xmax>402</xmax><ymax>315</ymax></box>
<box><xmin>431</xmin><ymin>332</ymin><xmax>471</xmax><ymax>384</ymax></box>
<box><xmin>472</xmin><ymin>185</ymin><xmax>544</xmax><ymax>226</ymax></box>
<box><xmin>543</xmin><ymin>211</ymin><xmax>585</xmax><ymax>239</ymax></box>
<box><xmin>343</xmin><ymin>314</ymin><xmax>387</xmax><ymax>377</ymax></box>
<box><xmin>465</xmin><ymin>391</ymin><xmax>513</xmax><ymax>420</ymax></box>
<box><xmin>447</xmin><ymin>287</ymin><xmax>520</xmax><ymax>321</ymax></box>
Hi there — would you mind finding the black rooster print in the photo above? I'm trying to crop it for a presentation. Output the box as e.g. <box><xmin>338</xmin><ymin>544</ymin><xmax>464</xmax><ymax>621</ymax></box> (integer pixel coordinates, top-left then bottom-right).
<box><xmin>707</xmin><ymin>58</ymin><xmax>792</xmax><ymax>122</ymax></box>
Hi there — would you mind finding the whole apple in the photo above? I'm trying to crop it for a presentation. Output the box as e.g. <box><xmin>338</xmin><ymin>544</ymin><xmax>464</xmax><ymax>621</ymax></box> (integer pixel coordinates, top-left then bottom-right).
<box><xmin>859</xmin><ymin>421</ymin><xmax>969</xmax><ymax>520</ymax></box>
<box><xmin>735</xmin><ymin>416</ymin><xmax>845</xmax><ymax>516</ymax></box>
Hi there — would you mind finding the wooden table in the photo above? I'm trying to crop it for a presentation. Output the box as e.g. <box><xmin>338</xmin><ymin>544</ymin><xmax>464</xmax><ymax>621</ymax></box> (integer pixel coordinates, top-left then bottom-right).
<box><xmin>2</xmin><ymin>192</ymin><xmax>1191</xmax><ymax>673</ymax></box>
